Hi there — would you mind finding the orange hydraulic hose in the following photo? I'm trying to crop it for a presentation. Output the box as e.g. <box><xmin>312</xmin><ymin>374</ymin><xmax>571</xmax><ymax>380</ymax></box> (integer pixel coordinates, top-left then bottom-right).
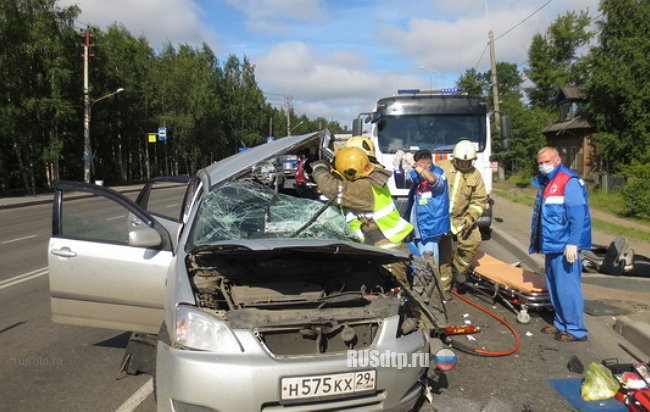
<box><xmin>447</xmin><ymin>289</ymin><xmax>522</xmax><ymax>357</ymax></box>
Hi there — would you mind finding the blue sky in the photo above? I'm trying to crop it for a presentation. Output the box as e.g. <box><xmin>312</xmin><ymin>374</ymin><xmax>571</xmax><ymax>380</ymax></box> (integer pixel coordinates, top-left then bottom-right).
<box><xmin>60</xmin><ymin>0</ymin><xmax>598</xmax><ymax>126</ymax></box>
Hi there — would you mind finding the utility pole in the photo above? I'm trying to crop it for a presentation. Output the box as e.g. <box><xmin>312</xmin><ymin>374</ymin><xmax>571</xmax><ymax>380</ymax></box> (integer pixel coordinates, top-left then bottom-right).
<box><xmin>82</xmin><ymin>28</ymin><xmax>94</xmax><ymax>183</ymax></box>
<box><xmin>285</xmin><ymin>95</ymin><xmax>292</xmax><ymax>136</ymax></box>
<box><xmin>488</xmin><ymin>30</ymin><xmax>501</xmax><ymax>127</ymax></box>
<box><xmin>489</xmin><ymin>30</ymin><xmax>506</xmax><ymax>181</ymax></box>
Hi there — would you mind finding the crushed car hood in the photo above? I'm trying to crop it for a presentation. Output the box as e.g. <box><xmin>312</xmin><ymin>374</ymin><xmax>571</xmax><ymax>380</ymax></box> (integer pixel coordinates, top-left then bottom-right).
<box><xmin>190</xmin><ymin>239</ymin><xmax>410</xmax><ymax>265</ymax></box>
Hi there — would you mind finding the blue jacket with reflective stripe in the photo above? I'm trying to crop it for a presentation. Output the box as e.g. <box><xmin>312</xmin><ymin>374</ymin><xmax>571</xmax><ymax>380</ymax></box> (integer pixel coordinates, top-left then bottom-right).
<box><xmin>404</xmin><ymin>165</ymin><xmax>450</xmax><ymax>240</ymax></box>
<box><xmin>529</xmin><ymin>165</ymin><xmax>591</xmax><ymax>254</ymax></box>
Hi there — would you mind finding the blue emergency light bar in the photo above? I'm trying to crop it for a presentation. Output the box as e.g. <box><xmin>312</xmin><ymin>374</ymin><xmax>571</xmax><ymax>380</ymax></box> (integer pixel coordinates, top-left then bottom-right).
<box><xmin>397</xmin><ymin>88</ymin><xmax>465</xmax><ymax>95</ymax></box>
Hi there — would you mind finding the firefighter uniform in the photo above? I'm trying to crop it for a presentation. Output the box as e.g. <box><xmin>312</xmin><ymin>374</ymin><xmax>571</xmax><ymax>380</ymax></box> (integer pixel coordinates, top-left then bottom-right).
<box><xmin>312</xmin><ymin>162</ymin><xmax>414</xmax><ymax>284</ymax></box>
<box><xmin>437</xmin><ymin>158</ymin><xmax>488</xmax><ymax>287</ymax></box>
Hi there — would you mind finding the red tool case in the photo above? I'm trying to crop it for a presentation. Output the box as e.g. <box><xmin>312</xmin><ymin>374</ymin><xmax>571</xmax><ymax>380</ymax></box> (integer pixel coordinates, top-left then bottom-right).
<box><xmin>629</xmin><ymin>389</ymin><xmax>650</xmax><ymax>412</ymax></box>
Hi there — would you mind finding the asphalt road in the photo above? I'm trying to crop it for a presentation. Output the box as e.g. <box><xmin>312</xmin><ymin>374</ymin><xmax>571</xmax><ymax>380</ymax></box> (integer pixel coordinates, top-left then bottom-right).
<box><xmin>0</xmin><ymin>195</ymin><xmax>644</xmax><ymax>411</ymax></box>
<box><xmin>427</xmin><ymin>241</ymin><xmax>639</xmax><ymax>412</ymax></box>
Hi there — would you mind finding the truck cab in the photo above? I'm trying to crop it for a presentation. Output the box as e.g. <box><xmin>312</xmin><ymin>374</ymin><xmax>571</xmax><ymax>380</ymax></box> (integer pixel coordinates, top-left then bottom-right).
<box><xmin>353</xmin><ymin>88</ymin><xmax>494</xmax><ymax>233</ymax></box>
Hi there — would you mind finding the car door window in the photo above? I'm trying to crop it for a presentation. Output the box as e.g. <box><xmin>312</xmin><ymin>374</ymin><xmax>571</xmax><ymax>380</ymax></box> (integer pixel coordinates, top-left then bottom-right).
<box><xmin>61</xmin><ymin>190</ymin><xmax>142</xmax><ymax>245</ymax></box>
<box><xmin>136</xmin><ymin>177</ymin><xmax>190</xmax><ymax>221</ymax></box>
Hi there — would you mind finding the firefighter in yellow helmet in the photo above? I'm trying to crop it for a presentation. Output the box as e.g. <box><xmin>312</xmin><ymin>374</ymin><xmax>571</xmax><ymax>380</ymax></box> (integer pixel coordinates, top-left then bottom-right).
<box><xmin>437</xmin><ymin>139</ymin><xmax>488</xmax><ymax>291</ymax></box>
<box><xmin>310</xmin><ymin>147</ymin><xmax>413</xmax><ymax>284</ymax></box>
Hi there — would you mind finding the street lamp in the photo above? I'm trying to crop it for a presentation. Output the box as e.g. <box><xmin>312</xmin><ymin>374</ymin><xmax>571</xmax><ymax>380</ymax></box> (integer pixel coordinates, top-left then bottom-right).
<box><xmin>288</xmin><ymin>121</ymin><xmax>305</xmax><ymax>136</ymax></box>
<box><xmin>83</xmin><ymin>87</ymin><xmax>124</xmax><ymax>183</ymax></box>
<box><xmin>419</xmin><ymin>66</ymin><xmax>441</xmax><ymax>90</ymax></box>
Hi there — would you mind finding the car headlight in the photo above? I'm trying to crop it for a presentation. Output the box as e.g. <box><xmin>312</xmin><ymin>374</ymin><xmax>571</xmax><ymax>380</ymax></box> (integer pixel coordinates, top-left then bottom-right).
<box><xmin>175</xmin><ymin>305</ymin><xmax>243</xmax><ymax>353</ymax></box>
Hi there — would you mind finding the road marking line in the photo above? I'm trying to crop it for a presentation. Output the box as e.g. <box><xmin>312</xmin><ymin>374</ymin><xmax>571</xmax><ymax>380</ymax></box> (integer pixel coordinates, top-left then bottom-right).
<box><xmin>115</xmin><ymin>378</ymin><xmax>153</xmax><ymax>412</ymax></box>
<box><xmin>166</xmin><ymin>203</ymin><xmax>179</xmax><ymax>208</ymax></box>
<box><xmin>0</xmin><ymin>268</ymin><xmax>48</xmax><ymax>290</ymax></box>
<box><xmin>106</xmin><ymin>215</ymin><xmax>126</xmax><ymax>221</ymax></box>
<box><xmin>1</xmin><ymin>234</ymin><xmax>37</xmax><ymax>244</ymax></box>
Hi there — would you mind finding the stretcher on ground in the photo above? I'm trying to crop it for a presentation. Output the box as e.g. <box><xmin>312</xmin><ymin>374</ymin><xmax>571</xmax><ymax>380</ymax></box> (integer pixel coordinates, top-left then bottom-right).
<box><xmin>466</xmin><ymin>251</ymin><xmax>552</xmax><ymax>324</ymax></box>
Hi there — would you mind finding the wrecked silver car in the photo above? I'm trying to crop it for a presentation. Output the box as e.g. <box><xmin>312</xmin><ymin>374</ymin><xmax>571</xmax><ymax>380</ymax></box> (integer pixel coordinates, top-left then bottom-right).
<box><xmin>48</xmin><ymin>130</ymin><xmax>442</xmax><ymax>411</ymax></box>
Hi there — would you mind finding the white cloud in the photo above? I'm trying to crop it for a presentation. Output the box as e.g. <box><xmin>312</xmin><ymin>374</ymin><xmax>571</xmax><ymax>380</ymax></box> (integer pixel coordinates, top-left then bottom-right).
<box><xmin>58</xmin><ymin>0</ymin><xmax>217</xmax><ymax>47</ymax></box>
<box><xmin>376</xmin><ymin>0</ymin><xmax>596</xmax><ymax>76</ymax></box>
<box><xmin>225</xmin><ymin>0</ymin><xmax>326</xmax><ymax>34</ymax></box>
<box><xmin>255</xmin><ymin>41</ymin><xmax>423</xmax><ymax>124</ymax></box>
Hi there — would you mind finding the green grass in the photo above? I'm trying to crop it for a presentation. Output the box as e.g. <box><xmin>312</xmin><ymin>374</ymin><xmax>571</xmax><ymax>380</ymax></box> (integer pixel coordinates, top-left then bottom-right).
<box><xmin>591</xmin><ymin>219</ymin><xmax>650</xmax><ymax>243</ymax></box>
<box><xmin>492</xmin><ymin>187</ymin><xmax>535</xmax><ymax>207</ymax></box>
<box><xmin>492</xmin><ymin>180</ymin><xmax>650</xmax><ymax>243</ymax></box>
<box><xmin>588</xmin><ymin>191</ymin><xmax>625</xmax><ymax>216</ymax></box>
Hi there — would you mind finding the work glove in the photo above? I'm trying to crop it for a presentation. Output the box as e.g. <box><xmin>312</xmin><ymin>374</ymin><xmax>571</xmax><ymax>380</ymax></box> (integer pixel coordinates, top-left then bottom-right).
<box><xmin>564</xmin><ymin>244</ymin><xmax>578</xmax><ymax>263</ymax></box>
<box><xmin>393</xmin><ymin>150</ymin><xmax>404</xmax><ymax>168</ymax></box>
<box><xmin>309</xmin><ymin>160</ymin><xmax>330</xmax><ymax>175</ymax></box>
<box><xmin>404</xmin><ymin>152</ymin><xmax>416</xmax><ymax>167</ymax></box>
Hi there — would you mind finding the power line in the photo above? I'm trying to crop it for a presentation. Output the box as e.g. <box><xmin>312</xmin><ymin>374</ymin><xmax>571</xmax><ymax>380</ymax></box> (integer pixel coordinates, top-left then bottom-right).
<box><xmin>474</xmin><ymin>1</ymin><xmax>553</xmax><ymax>70</ymax></box>
<box><xmin>588</xmin><ymin>13</ymin><xmax>603</xmax><ymax>25</ymax></box>
<box><xmin>263</xmin><ymin>91</ymin><xmax>288</xmax><ymax>97</ymax></box>
<box><xmin>474</xmin><ymin>43</ymin><xmax>489</xmax><ymax>70</ymax></box>
<box><xmin>494</xmin><ymin>0</ymin><xmax>554</xmax><ymax>42</ymax></box>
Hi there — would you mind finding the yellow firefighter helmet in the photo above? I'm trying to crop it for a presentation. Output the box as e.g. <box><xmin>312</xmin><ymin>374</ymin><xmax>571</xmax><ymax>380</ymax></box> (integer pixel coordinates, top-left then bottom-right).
<box><xmin>334</xmin><ymin>147</ymin><xmax>375</xmax><ymax>180</ymax></box>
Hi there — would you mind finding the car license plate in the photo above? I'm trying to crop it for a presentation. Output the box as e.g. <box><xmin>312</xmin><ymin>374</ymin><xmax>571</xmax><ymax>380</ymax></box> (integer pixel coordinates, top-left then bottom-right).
<box><xmin>281</xmin><ymin>370</ymin><xmax>376</xmax><ymax>401</ymax></box>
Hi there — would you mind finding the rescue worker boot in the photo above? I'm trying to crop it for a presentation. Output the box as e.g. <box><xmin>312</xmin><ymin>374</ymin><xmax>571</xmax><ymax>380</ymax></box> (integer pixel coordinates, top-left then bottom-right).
<box><xmin>453</xmin><ymin>270</ymin><xmax>468</xmax><ymax>294</ymax></box>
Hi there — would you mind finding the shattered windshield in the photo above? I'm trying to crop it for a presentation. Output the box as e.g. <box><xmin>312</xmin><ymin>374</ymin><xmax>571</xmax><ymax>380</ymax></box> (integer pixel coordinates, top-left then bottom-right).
<box><xmin>189</xmin><ymin>180</ymin><xmax>357</xmax><ymax>247</ymax></box>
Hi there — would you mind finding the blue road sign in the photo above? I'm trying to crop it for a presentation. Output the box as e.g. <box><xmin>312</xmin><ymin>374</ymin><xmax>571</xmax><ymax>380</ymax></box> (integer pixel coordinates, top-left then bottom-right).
<box><xmin>158</xmin><ymin>127</ymin><xmax>167</xmax><ymax>141</ymax></box>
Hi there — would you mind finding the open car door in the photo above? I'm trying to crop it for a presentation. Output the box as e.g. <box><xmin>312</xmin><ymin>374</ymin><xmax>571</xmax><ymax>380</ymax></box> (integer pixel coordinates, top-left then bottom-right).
<box><xmin>48</xmin><ymin>181</ymin><xmax>181</xmax><ymax>334</ymax></box>
<box><xmin>135</xmin><ymin>176</ymin><xmax>193</xmax><ymax>250</ymax></box>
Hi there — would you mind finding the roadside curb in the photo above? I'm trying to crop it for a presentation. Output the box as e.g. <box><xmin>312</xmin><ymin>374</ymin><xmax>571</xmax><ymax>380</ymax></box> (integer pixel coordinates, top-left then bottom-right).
<box><xmin>613</xmin><ymin>312</ymin><xmax>650</xmax><ymax>359</ymax></box>
<box><xmin>0</xmin><ymin>197</ymin><xmax>53</xmax><ymax>210</ymax></box>
<box><xmin>0</xmin><ymin>186</ymin><xmax>143</xmax><ymax>211</ymax></box>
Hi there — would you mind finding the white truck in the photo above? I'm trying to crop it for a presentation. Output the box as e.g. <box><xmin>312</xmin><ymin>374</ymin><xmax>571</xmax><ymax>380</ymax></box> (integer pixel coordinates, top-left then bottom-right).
<box><xmin>352</xmin><ymin>88</ymin><xmax>496</xmax><ymax>232</ymax></box>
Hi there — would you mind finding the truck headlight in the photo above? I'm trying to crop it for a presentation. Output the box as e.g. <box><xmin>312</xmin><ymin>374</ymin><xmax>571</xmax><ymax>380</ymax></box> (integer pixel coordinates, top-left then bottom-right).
<box><xmin>175</xmin><ymin>305</ymin><xmax>243</xmax><ymax>353</ymax></box>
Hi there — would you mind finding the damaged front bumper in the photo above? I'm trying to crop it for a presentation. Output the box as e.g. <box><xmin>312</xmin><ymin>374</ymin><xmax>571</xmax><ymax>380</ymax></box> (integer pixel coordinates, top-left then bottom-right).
<box><xmin>155</xmin><ymin>316</ymin><xmax>428</xmax><ymax>411</ymax></box>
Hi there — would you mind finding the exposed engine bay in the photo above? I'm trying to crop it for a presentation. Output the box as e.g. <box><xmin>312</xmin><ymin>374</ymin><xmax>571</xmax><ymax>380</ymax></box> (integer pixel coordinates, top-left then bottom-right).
<box><xmin>186</xmin><ymin>248</ymin><xmax>423</xmax><ymax>356</ymax></box>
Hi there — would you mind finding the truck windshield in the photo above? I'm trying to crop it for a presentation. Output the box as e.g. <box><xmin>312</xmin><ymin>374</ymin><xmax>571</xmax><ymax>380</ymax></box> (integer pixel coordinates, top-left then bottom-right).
<box><xmin>376</xmin><ymin>114</ymin><xmax>486</xmax><ymax>153</ymax></box>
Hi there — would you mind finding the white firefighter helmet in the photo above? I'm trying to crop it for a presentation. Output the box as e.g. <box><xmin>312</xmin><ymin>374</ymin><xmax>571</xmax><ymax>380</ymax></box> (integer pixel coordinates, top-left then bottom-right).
<box><xmin>452</xmin><ymin>139</ymin><xmax>477</xmax><ymax>161</ymax></box>
<box><xmin>345</xmin><ymin>136</ymin><xmax>376</xmax><ymax>158</ymax></box>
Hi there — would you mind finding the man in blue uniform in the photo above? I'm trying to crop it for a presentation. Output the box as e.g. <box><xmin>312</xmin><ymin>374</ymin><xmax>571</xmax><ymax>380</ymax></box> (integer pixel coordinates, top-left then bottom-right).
<box><xmin>530</xmin><ymin>147</ymin><xmax>592</xmax><ymax>342</ymax></box>
<box><xmin>403</xmin><ymin>150</ymin><xmax>451</xmax><ymax>297</ymax></box>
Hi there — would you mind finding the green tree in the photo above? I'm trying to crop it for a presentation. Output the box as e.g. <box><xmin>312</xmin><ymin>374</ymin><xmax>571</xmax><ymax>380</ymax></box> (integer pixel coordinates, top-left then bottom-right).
<box><xmin>220</xmin><ymin>55</ymin><xmax>267</xmax><ymax>155</ymax></box>
<box><xmin>457</xmin><ymin>62</ymin><xmax>522</xmax><ymax>103</ymax></box>
<box><xmin>0</xmin><ymin>0</ymin><xmax>79</xmax><ymax>193</ymax></box>
<box><xmin>0</xmin><ymin>2</ymin><xmax>345</xmax><ymax>192</ymax></box>
<box><xmin>456</xmin><ymin>62</ymin><xmax>546</xmax><ymax>174</ymax></box>
<box><xmin>586</xmin><ymin>0</ymin><xmax>650</xmax><ymax>171</ymax></box>
<box><xmin>91</xmin><ymin>24</ymin><xmax>154</xmax><ymax>183</ymax></box>
<box><xmin>457</xmin><ymin>68</ymin><xmax>483</xmax><ymax>96</ymax></box>
<box><xmin>526</xmin><ymin>10</ymin><xmax>593</xmax><ymax>108</ymax></box>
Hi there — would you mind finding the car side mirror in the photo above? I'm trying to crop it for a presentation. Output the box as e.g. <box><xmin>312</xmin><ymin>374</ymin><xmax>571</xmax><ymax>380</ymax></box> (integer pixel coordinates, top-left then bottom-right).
<box><xmin>129</xmin><ymin>227</ymin><xmax>162</xmax><ymax>248</ymax></box>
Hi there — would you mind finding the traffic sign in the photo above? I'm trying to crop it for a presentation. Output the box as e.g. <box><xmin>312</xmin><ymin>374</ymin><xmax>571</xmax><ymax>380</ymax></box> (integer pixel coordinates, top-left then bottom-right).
<box><xmin>147</xmin><ymin>133</ymin><xmax>157</xmax><ymax>143</ymax></box>
<box><xmin>158</xmin><ymin>127</ymin><xmax>167</xmax><ymax>141</ymax></box>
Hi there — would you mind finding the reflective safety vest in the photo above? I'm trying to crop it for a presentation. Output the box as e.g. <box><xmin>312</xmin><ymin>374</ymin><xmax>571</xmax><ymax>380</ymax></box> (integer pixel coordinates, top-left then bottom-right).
<box><xmin>344</xmin><ymin>185</ymin><xmax>413</xmax><ymax>244</ymax></box>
